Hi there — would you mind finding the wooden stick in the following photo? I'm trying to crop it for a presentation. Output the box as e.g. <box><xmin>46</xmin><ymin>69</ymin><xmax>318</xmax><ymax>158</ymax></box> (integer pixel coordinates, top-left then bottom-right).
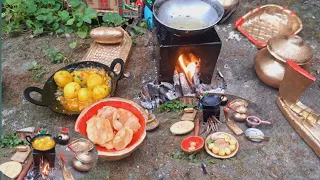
<box><xmin>17</xmin><ymin>159</ymin><xmax>33</xmax><ymax>180</ymax></box>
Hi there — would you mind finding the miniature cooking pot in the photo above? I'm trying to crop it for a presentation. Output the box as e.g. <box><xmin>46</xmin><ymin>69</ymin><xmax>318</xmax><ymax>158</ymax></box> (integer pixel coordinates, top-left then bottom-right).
<box><xmin>200</xmin><ymin>94</ymin><xmax>226</xmax><ymax>122</ymax></box>
<box><xmin>26</xmin><ymin>134</ymin><xmax>62</xmax><ymax>151</ymax></box>
<box><xmin>23</xmin><ymin>59</ymin><xmax>124</xmax><ymax>115</ymax></box>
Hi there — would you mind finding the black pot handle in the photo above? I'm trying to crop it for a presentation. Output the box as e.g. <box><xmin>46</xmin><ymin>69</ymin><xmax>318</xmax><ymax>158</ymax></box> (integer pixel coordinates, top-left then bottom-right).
<box><xmin>110</xmin><ymin>58</ymin><xmax>124</xmax><ymax>81</ymax></box>
<box><xmin>23</xmin><ymin>87</ymin><xmax>48</xmax><ymax>106</ymax></box>
<box><xmin>55</xmin><ymin>135</ymin><xmax>63</xmax><ymax>142</ymax></box>
<box><xmin>25</xmin><ymin>135</ymin><xmax>32</xmax><ymax>144</ymax></box>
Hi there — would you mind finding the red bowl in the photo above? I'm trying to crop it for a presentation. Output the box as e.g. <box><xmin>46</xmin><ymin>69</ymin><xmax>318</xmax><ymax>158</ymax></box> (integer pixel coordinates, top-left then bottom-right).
<box><xmin>75</xmin><ymin>97</ymin><xmax>147</xmax><ymax>161</ymax></box>
<box><xmin>181</xmin><ymin>136</ymin><xmax>204</xmax><ymax>154</ymax></box>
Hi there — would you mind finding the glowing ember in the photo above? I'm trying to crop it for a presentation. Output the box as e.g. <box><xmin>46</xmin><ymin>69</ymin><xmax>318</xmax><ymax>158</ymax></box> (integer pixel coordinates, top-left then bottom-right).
<box><xmin>178</xmin><ymin>54</ymin><xmax>199</xmax><ymax>85</ymax></box>
<box><xmin>40</xmin><ymin>156</ymin><xmax>51</xmax><ymax>177</ymax></box>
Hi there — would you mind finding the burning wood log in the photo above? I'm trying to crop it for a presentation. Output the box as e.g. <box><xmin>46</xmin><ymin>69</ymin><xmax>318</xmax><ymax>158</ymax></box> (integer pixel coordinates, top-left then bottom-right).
<box><xmin>173</xmin><ymin>70</ymin><xmax>183</xmax><ymax>97</ymax></box>
<box><xmin>179</xmin><ymin>73</ymin><xmax>193</xmax><ymax>96</ymax></box>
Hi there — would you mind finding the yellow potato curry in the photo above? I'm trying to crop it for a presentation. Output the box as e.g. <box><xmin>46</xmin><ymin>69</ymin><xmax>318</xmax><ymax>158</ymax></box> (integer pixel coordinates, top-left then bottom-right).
<box><xmin>32</xmin><ymin>136</ymin><xmax>55</xmax><ymax>151</ymax></box>
<box><xmin>54</xmin><ymin>68</ymin><xmax>112</xmax><ymax>112</ymax></box>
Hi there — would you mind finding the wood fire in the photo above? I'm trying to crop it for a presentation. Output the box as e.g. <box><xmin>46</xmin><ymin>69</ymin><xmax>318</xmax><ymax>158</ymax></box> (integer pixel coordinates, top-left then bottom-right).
<box><xmin>40</xmin><ymin>156</ymin><xmax>51</xmax><ymax>178</ymax></box>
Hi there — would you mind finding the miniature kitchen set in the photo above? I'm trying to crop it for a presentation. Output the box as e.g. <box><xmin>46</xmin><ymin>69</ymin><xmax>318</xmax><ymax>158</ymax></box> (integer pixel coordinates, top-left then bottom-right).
<box><xmin>1</xmin><ymin>0</ymin><xmax>319</xmax><ymax>179</ymax></box>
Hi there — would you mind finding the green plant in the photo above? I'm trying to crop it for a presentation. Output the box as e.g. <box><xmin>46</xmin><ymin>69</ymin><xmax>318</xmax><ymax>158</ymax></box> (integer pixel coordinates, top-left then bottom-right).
<box><xmin>0</xmin><ymin>133</ymin><xmax>28</xmax><ymax>148</ymax></box>
<box><xmin>102</xmin><ymin>12</ymin><xmax>128</xmax><ymax>27</ymax></box>
<box><xmin>157</xmin><ymin>100</ymin><xmax>192</xmax><ymax>113</ymax></box>
<box><xmin>45</xmin><ymin>48</ymin><xmax>65</xmax><ymax>63</ymax></box>
<box><xmin>168</xmin><ymin>150</ymin><xmax>215</xmax><ymax>164</ymax></box>
<box><xmin>28</xmin><ymin>62</ymin><xmax>43</xmax><ymax>71</ymax></box>
<box><xmin>2</xmin><ymin>0</ymin><xmax>98</xmax><ymax>38</ymax></box>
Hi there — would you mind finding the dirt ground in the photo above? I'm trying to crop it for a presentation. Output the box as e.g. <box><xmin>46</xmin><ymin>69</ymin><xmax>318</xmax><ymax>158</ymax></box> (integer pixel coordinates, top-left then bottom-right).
<box><xmin>1</xmin><ymin>0</ymin><xmax>320</xmax><ymax>179</ymax></box>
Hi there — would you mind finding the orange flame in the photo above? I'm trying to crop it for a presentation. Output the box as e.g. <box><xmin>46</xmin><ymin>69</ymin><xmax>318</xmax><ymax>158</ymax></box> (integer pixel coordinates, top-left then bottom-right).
<box><xmin>40</xmin><ymin>156</ymin><xmax>50</xmax><ymax>177</ymax></box>
<box><xmin>178</xmin><ymin>55</ymin><xmax>197</xmax><ymax>85</ymax></box>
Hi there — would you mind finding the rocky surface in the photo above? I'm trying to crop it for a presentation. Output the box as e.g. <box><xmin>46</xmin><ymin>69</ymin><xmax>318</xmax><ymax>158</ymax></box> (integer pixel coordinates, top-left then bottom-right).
<box><xmin>1</xmin><ymin>0</ymin><xmax>320</xmax><ymax>179</ymax></box>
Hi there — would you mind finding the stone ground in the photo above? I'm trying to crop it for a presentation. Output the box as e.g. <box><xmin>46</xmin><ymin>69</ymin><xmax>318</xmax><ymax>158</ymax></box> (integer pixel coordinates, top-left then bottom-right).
<box><xmin>1</xmin><ymin>0</ymin><xmax>320</xmax><ymax>179</ymax></box>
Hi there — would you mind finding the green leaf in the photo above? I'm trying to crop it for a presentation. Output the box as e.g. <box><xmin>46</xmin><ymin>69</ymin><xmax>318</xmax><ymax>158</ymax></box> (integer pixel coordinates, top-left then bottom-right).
<box><xmin>40</xmin><ymin>0</ymin><xmax>49</xmax><ymax>5</ymax></box>
<box><xmin>64</xmin><ymin>26</ymin><xmax>74</xmax><ymax>34</ymax></box>
<box><xmin>58</xmin><ymin>10</ymin><xmax>70</xmax><ymax>22</ymax></box>
<box><xmin>56</xmin><ymin>28</ymin><xmax>64</xmax><ymax>34</ymax></box>
<box><xmin>102</xmin><ymin>12</ymin><xmax>126</xmax><ymax>27</ymax></box>
<box><xmin>76</xmin><ymin>25</ymin><xmax>88</xmax><ymax>39</ymax></box>
<box><xmin>52</xmin><ymin>22</ymin><xmax>59</xmax><ymax>30</ymax></box>
<box><xmin>53</xmin><ymin>3</ymin><xmax>62</xmax><ymax>10</ymax></box>
<box><xmin>25</xmin><ymin>1</ymin><xmax>37</xmax><ymax>14</ymax></box>
<box><xmin>36</xmin><ymin>15</ymin><xmax>47</xmax><ymax>21</ymax></box>
<box><xmin>6</xmin><ymin>0</ymin><xmax>20</xmax><ymax>6</ymax></box>
<box><xmin>69</xmin><ymin>41</ymin><xmax>77</xmax><ymax>49</ymax></box>
<box><xmin>76</xmin><ymin>19</ymin><xmax>83</xmax><ymax>27</ymax></box>
<box><xmin>81</xmin><ymin>16</ymin><xmax>91</xmax><ymax>24</ymax></box>
<box><xmin>33</xmin><ymin>28</ymin><xmax>44</xmax><ymax>35</ymax></box>
<box><xmin>66</xmin><ymin>18</ymin><xmax>75</xmax><ymax>25</ymax></box>
<box><xmin>36</xmin><ymin>8</ymin><xmax>51</xmax><ymax>15</ymax></box>
<box><xmin>26</xmin><ymin>19</ymin><xmax>34</xmax><ymax>28</ymax></box>
<box><xmin>67</xmin><ymin>0</ymin><xmax>81</xmax><ymax>8</ymax></box>
<box><xmin>207</xmin><ymin>140</ymin><xmax>215</xmax><ymax>146</ymax></box>
<box><xmin>84</xmin><ymin>8</ymin><xmax>97</xmax><ymax>19</ymax></box>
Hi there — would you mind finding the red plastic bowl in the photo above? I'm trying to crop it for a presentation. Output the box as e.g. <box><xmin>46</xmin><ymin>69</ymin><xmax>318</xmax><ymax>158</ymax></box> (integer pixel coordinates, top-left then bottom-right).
<box><xmin>75</xmin><ymin>97</ymin><xmax>147</xmax><ymax>161</ymax></box>
<box><xmin>181</xmin><ymin>136</ymin><xmax>204</xmax><ymax>154</ymax></box>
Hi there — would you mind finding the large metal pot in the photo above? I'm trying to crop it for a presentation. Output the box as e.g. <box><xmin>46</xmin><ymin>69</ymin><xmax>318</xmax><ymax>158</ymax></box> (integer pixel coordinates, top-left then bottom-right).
<box><xmin>23</xmin><ymin>59</ymin><xmax>124</xmax><ymax>115</ymax></box>
<box><xmin>254</xmin><ymin>35</ymin><xmax>312</xmax><ymax>88</ymax></box>
<box><xmin>153</xmin><ymin>0</ymin><xmax>224</xmax><ymax>36</ymax></box>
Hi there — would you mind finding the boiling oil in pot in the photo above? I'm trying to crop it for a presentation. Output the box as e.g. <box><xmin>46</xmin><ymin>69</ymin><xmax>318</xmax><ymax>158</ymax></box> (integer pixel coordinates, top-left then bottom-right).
<box><xmin>167</xmin><ymin>16</ymin><xmax>207</xmax><ymax>30</ymax></box>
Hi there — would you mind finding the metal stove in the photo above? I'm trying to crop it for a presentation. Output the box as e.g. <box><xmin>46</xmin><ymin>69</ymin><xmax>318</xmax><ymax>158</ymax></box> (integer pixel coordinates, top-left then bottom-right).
<box><xmin>153</xmin><ymin>20</ymin><xmax>222</xmax><ymax>84</ymax></box>
<box><xmin>32</xmin><ymin>148</ymin><xmax>56</xmax><ymax>168</ymax></box>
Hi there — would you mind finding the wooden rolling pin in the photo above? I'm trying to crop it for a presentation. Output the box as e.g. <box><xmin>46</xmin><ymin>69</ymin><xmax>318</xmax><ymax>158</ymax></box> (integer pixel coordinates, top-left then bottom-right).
<box><xmin>17</xmin><ymin>159</ymin><xmax>33</xmax><ymax>180</ymax></box>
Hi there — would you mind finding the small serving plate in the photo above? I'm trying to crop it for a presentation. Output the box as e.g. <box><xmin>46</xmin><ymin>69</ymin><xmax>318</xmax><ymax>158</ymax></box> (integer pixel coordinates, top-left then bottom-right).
<box><xmin>146</xmin><ymin>118</ymin><xmax>160</xmax><ymax>132</ymax></box>
<box><xmin>205</xmin><ymin>132</ymin><xmax>239</xmax><ymax>159</ymax></box>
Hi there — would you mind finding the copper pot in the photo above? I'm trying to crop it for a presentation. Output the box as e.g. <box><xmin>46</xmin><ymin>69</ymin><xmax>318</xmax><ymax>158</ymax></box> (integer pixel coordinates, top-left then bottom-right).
<box><xmin>254</xmin><ymin>35</ymin><xmax>312</xmax><ymax>88</ymax></box>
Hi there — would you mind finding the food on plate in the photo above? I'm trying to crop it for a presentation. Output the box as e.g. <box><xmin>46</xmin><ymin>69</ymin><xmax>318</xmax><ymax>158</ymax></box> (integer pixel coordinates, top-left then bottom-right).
<box><xmin>188</xmin><ymin>146</ymin><xmax>196</xmax><ymax>151</ymax></box>
<box><xmin>207</xmin><ymin>133</ymin><xmax>238</xmax><ymax>156</ymax></box>
<box><xmin>54</xmin><ymin>68</ymin><xmax>112</xmax><ymax>112</ymax></box>
<box><xmin>190</xmin><ymin>142</ymin><xmax>196</xmax><ymax>147</ymax></box>
<box><xmin>113</xmin><ymin>127</ymin><xmax>133</xmax><ymax>151</ymax></box>
<box><xmin>86</xmin><ymin>116</ymin><xmax>114</xmax><ymax>146</ymax></box>
<box><xmin>32</xmin><ymin>136</ymin><xmax>55</xmax><ymax>151</ymax></box>
<box><xmin>86</xmin><ymin>106</ymin><xmax>141</xmax><ymax>151</ymax></box>
<box><xmin>54</xmin><ymin>70</ymin><xmax>73</xmax><ymax>88</ymax></box>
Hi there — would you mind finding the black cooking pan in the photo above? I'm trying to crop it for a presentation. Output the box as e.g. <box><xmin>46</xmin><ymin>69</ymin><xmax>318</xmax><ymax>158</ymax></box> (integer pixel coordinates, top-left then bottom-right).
<box><xmin>153</xmin><ymin>0</ymin><xmax>224</xmax><ymax>36</ymax></box>
<box><xmin>24</xmin><ymin>59</ymin><xmax>124</xmax><ymax>115</ymax></box>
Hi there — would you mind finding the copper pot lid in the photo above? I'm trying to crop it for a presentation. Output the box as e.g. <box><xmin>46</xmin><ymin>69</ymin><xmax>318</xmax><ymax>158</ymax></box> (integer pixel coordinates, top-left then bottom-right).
<box><xmin>267</xmin><ymin>35</ymin><xmax>312</xmax><ymax>65</ymax></box>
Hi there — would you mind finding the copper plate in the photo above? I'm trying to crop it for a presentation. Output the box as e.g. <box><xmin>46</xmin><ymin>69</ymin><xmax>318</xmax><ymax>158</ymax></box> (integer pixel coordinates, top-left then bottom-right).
<box><xmin>234</xmin><ymin>4</ymin><xmax>302</xmax><ymax>48</ymax></box>
<box><xmin>81</xmin><ymin>27</ymin><xmax>132</xmax><ymax>73</ymax></box>
<box><xmin>68</xmin><ymin>138</ymin><xmax>94</xmax><ymax>153</ymax></box>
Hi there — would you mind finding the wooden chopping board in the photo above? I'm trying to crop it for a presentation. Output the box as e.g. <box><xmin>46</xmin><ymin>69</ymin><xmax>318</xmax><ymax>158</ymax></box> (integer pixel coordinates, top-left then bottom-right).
<box><xmin>181</xmin><ymin>110</ymin><xmax>197</xmax><ymax>121</ymax></box>
<box><xmin>10</xmin><ymin>146</ymin><xmax>31</xmax><ymax>163</ymax></box>
<box><xmin>0</xmin><ymin>161</ymin><xmax>22</xmax><ymax>179</ymax></box>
